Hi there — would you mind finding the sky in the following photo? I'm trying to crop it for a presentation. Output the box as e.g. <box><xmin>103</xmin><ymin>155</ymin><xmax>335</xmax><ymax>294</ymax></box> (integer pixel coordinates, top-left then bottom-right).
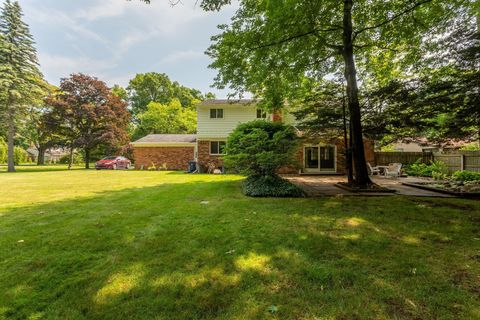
<box><xmin>18</xmin><ymin>0</ymin><xmax>238</xmax><ymax>97</ymax></box>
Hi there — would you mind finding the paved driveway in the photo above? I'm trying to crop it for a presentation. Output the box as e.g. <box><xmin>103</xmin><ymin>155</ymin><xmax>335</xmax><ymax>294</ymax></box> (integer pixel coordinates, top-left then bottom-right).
<box><xmin>284</xmin><ymin>175</ymin><xmax>453</xmax><ymax>197</ymax></box>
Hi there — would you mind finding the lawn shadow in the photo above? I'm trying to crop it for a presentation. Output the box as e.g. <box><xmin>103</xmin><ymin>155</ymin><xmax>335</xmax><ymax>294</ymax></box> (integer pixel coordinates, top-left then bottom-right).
<box><xmin>1</xmin><ymin>178</ymin><xmax>479</xmax><ymax>319</ymax></box>
<box><xmin>0</xmin><ymin>164</ymin><xmax>89</xmax><ymax>173</ymax></box>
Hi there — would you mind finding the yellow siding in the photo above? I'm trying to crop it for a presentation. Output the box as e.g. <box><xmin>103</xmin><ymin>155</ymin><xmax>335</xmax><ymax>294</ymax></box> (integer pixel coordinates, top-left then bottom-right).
<box><xmin>197</xmin><ymin>104</ymin><xmax>272</xmax><ymax>139</ymax></box>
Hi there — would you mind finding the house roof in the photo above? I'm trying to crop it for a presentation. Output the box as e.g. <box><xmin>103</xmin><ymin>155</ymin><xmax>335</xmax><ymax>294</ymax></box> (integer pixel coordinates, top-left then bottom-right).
<box><xmin>131</xmin><ymin>134</ymin><xmax>197</xmax><ymax>147</ymax></box>
<box><xmin>197</xmin><ymin>99</ymin><xmax>258</xmax><ymax>106</ymax></box>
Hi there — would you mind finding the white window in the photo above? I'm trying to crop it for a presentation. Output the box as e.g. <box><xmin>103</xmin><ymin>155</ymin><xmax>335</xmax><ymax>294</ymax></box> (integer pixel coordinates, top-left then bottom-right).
<box><xmin>210</xmin><ymin>108</ymin><xmax>224</xmax><ymax>119</ymax></box>
<box><xmin>210</xmin><ymin>141</ymin><xmax>226</xmax><ymax>155</ymax></box>
<box><xmin>256</xmin><ymin>109</ymin><xmax>267</xmax><ymax>119</ymax></box>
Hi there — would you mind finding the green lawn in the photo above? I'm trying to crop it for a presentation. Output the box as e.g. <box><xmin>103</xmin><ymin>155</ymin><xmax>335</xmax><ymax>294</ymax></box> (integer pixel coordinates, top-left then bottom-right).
<box><xmin>1</xmin><ymin>166</ymin><xmax>479</xmax><ymax>319</ymax></box>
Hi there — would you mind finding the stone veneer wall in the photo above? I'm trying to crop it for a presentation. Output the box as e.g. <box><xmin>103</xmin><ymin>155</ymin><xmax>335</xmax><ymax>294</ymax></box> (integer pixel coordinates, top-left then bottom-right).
<box><xmin>133</xmin><ymin>146</ymin><xmax>195</xmax><ymax>170</ymax></box>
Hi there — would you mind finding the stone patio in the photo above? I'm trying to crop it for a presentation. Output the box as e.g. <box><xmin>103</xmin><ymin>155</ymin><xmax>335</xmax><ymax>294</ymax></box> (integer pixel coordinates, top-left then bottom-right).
<box><xmin>283</xmin><ymin>175</ymin><xmax>454</xmax><ymax>197</ymax></box>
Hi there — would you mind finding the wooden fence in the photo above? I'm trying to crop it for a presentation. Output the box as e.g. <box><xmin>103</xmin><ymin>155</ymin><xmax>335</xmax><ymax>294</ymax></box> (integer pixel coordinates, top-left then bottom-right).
<box><xmin>374</xmin><ymin>152</ymin><xmax>433</xmax><ymax>166</ymax></box>
<box><xmin>374</xmin><ymin>151</ymin><xmax>480</xmax><ymax>173</ymax></box>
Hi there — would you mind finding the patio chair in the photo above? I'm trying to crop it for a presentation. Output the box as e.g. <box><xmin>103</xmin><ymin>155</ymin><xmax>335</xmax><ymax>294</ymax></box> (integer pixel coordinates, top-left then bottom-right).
<box><xmin>384</xmin><ymin>163</ymin><xmax>402</xmax><ymax>178</ymax></box>
<box><xmin>367</xmin><ymin>162</ymin><xmax>381</xmax><ymax>176</ymax></box>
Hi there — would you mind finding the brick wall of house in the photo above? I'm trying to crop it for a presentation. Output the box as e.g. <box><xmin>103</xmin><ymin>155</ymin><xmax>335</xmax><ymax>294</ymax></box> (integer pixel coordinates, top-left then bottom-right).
<box><xmin>195</xmin><ymin>138</ymin><xmax>375</xmax><ymax>174</ymax></box>
<box><xmin>278</xmin><ymin>138</ymin><xmax>375</xmax><ymax>175</ymax></box>
<box><xmin>197</xmin><ymin>140</ymin><xmax>224</xmax><ymax>168</ymax></box>
<box><xmin>133</xmin><ymin>146</ymin><xmax>194</xmax><ymax>170</ymax></box>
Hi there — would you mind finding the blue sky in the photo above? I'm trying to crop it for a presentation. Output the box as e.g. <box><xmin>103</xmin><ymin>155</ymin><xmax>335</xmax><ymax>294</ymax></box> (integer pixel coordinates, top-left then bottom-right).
<box><xmin>18</xmin><ymin>0</ymin><xmax>237</xmax><ymax>97</ymax></box>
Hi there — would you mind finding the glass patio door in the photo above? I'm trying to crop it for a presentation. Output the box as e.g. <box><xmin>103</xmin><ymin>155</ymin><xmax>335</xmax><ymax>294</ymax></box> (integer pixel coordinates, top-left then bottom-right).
<box><xmin>304</xmin><ymin>145</ymin><xmax>336</xmax><ymax>172</ymax></box>
<box><xmin>319</xmin><ymin>146</ymin><xmax>335</xmax><ymax>171</ymax></box>
<box><xmin>304</xmin><ymin>147</ymin><xmax>319</xmax><ymax>171</ymax></box>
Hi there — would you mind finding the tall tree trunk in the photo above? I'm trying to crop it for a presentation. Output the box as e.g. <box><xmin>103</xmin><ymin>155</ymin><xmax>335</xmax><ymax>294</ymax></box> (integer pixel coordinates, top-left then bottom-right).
<box><xmin>68</xmin><ymin>144</ymin><xmax>74</xmax><ymax>170</ymax></box>
<box><xmin>85</xmin><ymin>148</ymin><xmax>90</xmax><ymax>169</ymax></box>
<box><xmin>342</xmin><ymin>0</ymin><xmax>372</xmax><ymax>186</ymax></box>
<box><xmin>7</xmin><ymin>107</ymin><xmax>15</xmax><ymax>172</ymax></box>
<box><xmin>342</xmin><ymin>91</ymin><xmax>353</xmax><ymax>184</ymax></box>
<box><xmin>37</xmin><ymin>145</ymin><xmax>46</xmax><ymax>165</ymax></box>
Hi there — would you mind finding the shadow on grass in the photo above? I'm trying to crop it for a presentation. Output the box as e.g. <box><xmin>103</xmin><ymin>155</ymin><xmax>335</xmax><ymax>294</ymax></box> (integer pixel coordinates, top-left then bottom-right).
<box><xmin>0</xmin><ymin>164</ymin><xmax>90</xmax><ymax>174</ymax></box>
<box><xmin>0</xmin><ymin>179</ymin><xmax>479</xmax><ymax>319</ymax></box>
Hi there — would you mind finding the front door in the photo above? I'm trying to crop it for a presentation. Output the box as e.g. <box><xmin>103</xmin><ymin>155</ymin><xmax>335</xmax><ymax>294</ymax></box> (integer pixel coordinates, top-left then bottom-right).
<box><xmin>303</xmin><ymin>145</ymin><xmax>336</xmax><ymax>173</ymax></box>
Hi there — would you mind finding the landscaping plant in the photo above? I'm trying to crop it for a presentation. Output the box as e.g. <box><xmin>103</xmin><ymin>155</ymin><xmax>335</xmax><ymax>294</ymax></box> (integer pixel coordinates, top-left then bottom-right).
<box><xmin>224</xmin><ymin>120</ymin><xmax>303</xmax><ymax>197</ymax></box>
<box><xmin>405</xmin><ymin>159</ymin><xmax>448</xmax><ymax>178</ymax></box>
<box><xmin>0</xmin><ymin>137</ymin><xmax>7</xmax><ymax>163</ymax></box>
<box><xmin>451</xmin><ymin>170</ymin><xmax>480</xmax><ymax>182</ymax></box>
<box><xmin>13</xmin><ymin>146</ymin><xmax>27</xmax><ymax>165</ymax></box>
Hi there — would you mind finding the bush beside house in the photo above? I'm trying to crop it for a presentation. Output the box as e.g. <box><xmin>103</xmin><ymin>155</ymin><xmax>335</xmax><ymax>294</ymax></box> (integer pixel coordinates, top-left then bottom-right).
<box><xmin>224</xmin><ymin>120</ymin><xmax>304</xmax><ymax>197</ymax></box>
<box><xmin>0</xmin><ymin>138</ymin><xmax>29</xmax><ymax>165</ymax></box>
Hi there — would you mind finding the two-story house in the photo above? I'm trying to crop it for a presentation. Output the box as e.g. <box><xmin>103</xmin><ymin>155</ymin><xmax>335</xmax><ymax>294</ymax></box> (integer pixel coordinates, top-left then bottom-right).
<box><xmin>131</xmin><ymin>99</ymin><xmax>375</xmax><ymax>173</ymax></box>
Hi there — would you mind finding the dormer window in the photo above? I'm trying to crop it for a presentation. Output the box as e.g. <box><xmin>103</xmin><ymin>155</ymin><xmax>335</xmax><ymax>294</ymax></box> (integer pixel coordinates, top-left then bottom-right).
<box><xmin>210</xmin><ymin>108</ymin><xmax>224</xmax><ymax>119</ymax></box>
<box><xmin>256</xmin><ymin>109</ymin><xmax>267</xmax><ymax>119</ymax></box>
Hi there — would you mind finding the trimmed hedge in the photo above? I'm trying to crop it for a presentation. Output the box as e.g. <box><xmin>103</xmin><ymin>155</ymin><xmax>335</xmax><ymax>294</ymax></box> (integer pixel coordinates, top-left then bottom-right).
<box><xmin>243</xmin><ymin>175</ymin><xmax>304</xmax><ymax>197</ymax></box>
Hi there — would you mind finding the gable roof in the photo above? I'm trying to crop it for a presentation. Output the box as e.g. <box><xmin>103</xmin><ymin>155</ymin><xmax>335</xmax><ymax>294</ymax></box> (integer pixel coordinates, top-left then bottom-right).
<box><xmin>197</xmin><ymin>99</ymin><xmax>257</xmax><ymax>106</ymax></box>
<box><xmin>131</xmin><ymin>134</ymin><xmax>197</xmax><ymax>146</ymax></box>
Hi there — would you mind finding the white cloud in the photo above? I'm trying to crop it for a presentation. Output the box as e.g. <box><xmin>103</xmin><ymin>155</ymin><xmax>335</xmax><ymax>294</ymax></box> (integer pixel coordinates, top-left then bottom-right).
<box><xmin>38</xmin><ymin>52</ymin><xmax>117</xmax><ymax>83</ymax></box>
<box><xmin>19</xmin><ymin>0</ymin><xmax>238</xmax><ymax>97</ymax></box>
<box><xmin>158</xmin><ymin>50</ymin><xmax>204</xmax><ymax>65</ymax></box>
<box><xmin>74</xmin><ymin>0</ymin><xmax>131</xmax><ymax>22</ymax></box>
<box><xmin>25</xmin><ymin>6</ymin><xmax>108</xmax><ymax>44</ymax></box>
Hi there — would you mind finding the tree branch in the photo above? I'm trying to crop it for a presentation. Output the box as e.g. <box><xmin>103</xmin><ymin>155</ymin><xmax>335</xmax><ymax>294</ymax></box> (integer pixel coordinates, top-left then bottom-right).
<box><xmin>353</xmin><ymin>0</ymin><xmax>433</xmax><ymax>40</ymax></box>
<box><xmin>251</xmin><ymin>26</ymin><xmax>342</xmax><ymax>50</ymax></box>
<box><xmin>353</xmin><ymin>43</ymin><xmax>399</xmax><ymax>52</ymax></box>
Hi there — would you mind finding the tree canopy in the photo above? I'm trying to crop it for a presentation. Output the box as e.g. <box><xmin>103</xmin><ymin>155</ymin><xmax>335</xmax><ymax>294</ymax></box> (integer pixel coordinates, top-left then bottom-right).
<box><xmin>132</xmin><ymin>99</ymin><xmax>196</xmax><ymax>140</ymax></box>
<box><xmin>127</xmin><ymin>72</ymin><xmax>205</xmax><ymax>117</ymax></box>
<box><xmin>0</xmin><ymin>0</ymin><xmax>42</xmax><ymax>171</ymax></box>
<box><xmin>45</xmin><ymin>74</ymin><xmax>131</xmax><ymax>168</ymax></box>
<box><xmin>202</xmin><ymin>0</ymin><xmax>475</xmax><ymax>186</ymax></box>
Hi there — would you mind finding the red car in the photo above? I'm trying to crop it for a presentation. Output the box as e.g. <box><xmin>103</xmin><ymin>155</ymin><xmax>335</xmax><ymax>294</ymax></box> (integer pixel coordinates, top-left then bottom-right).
<box><xmin>95</xmin><ymin>156</ymin><xmax>131</xmax><ymax>170</ymax></box>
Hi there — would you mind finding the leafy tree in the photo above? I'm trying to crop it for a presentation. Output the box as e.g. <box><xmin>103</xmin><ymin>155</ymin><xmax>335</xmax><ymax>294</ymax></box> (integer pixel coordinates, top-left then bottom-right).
<box><xmin>112</xmin><ymin>84</ymin><xmax>128</xmax><ymax>102</ymax></box>
<box><xmin>292</xmin><ymin>79</ymin><xmax>346</xmax><ymax>140</ymax></box>
<box><xmin>127</xmin><ymin>72</ymin><xmax>203</xmax><ymax>117</ymax></box>
<box><xmin>203</xmin><ymin>0</ymin><xmax>473</xmax><ymax>187</ymax></box>
<box><xmin>17</xmin><ymin>80</ymin><xmax>59</xmax><ymax>165</ymax></box>
<box><xmin>0</xmin><ymin>137</ymin><xmax>6</xmax><ymax>163</ymax></box>
<box><xmin>291</xmin><ymin>78</ymin><xmax>357</xmax><ymax>182</ymax></box>
<box><xmin>45</xmin><ymin>74</ymin><xmax>131</xmax><ymax>169</ymax></box>
<box><xmin>224</xmin><ymin>120</ymin><xmax>298</xmax><ymax>176</ymax></box>
<box><xmin>224</xmin><ymin>120</ymin><xmax>302</xmax><ymax>197</ymax></box>
<box><xmin>132</xmin><ymin>99</ymin><xmax>196</xmax><ymax>140</ymax></box>
<box><xmin>0</xmin><ymin>0</ymin><xmax>42</xmax><ymax>172</ymax></box>
<box><xmin>363</xmin><ymin>13</ymin><xmax>479</xmax><ymax>145</ymax></box>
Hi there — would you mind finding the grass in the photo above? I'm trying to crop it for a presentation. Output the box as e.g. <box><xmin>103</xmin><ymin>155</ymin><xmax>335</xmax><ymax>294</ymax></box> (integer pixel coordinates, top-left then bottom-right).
<box><xmin>0</xmin><ymin>166</ymin><xmax>479</xmax><ymax>319</ymax></box>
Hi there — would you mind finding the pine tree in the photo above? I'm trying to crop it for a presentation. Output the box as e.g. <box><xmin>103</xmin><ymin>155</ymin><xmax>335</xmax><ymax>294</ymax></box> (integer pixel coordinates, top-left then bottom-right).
<box><xmin>0</xmin><ymin>0</ymin><xmax>41</xmax><ymax>172</ymax></box>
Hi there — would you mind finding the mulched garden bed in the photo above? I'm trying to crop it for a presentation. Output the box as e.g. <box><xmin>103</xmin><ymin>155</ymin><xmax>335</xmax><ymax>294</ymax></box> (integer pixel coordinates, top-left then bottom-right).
<box><xmin>402</xmin><ymin>181</ymin><xmax>480</xmax><ymax>199</ymax></box>
<box><xmin>335</xmin><ymin>182</ymin><xmax>396</xmax><ymax>193</ymax></box>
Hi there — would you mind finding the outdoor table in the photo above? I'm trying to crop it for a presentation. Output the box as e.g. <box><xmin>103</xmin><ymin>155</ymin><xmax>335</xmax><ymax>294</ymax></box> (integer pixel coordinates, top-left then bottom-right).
<box><xmin>376</xmin><ymin>165</ymin><xmax>389</xmax><ymax>175</ymax></box>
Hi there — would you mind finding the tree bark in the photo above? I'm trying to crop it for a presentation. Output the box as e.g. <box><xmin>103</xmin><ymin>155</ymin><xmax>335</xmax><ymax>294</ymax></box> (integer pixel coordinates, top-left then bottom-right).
<box><xmin>85</xmin><ymin>148</ymin><xmax>90</xmax><ymax>169</ymax></box>
<box><xmin>68</xmin><ymin>144</ymin><xmax>74</xmax><ymax>170</ymax></box>
<box><xmin>342</xmin><ymin>0</ymin><xmax>372</xmax><ymax>186</ymax></box>
<box><xmin>37</xmin><ymin>145</ymin><xmax>46</xmax><ymax>165</ymax></box>
<box><xmin>342</xmin><ymin>91</ymin><xmax>353</xmax><ymax>184</ymax></box>
<box><xmin>7</xmin><ymin>106</ymin><xmax>16</xmax><ymax>172</ymax></box>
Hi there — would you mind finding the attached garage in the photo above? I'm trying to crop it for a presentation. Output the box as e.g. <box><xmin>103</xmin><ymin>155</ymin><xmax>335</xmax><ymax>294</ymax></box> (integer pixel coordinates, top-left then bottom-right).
<box><xmin>131</xmin><ymin>134</ymin><xmax>197</xmax><ymax>170</ymax></box>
